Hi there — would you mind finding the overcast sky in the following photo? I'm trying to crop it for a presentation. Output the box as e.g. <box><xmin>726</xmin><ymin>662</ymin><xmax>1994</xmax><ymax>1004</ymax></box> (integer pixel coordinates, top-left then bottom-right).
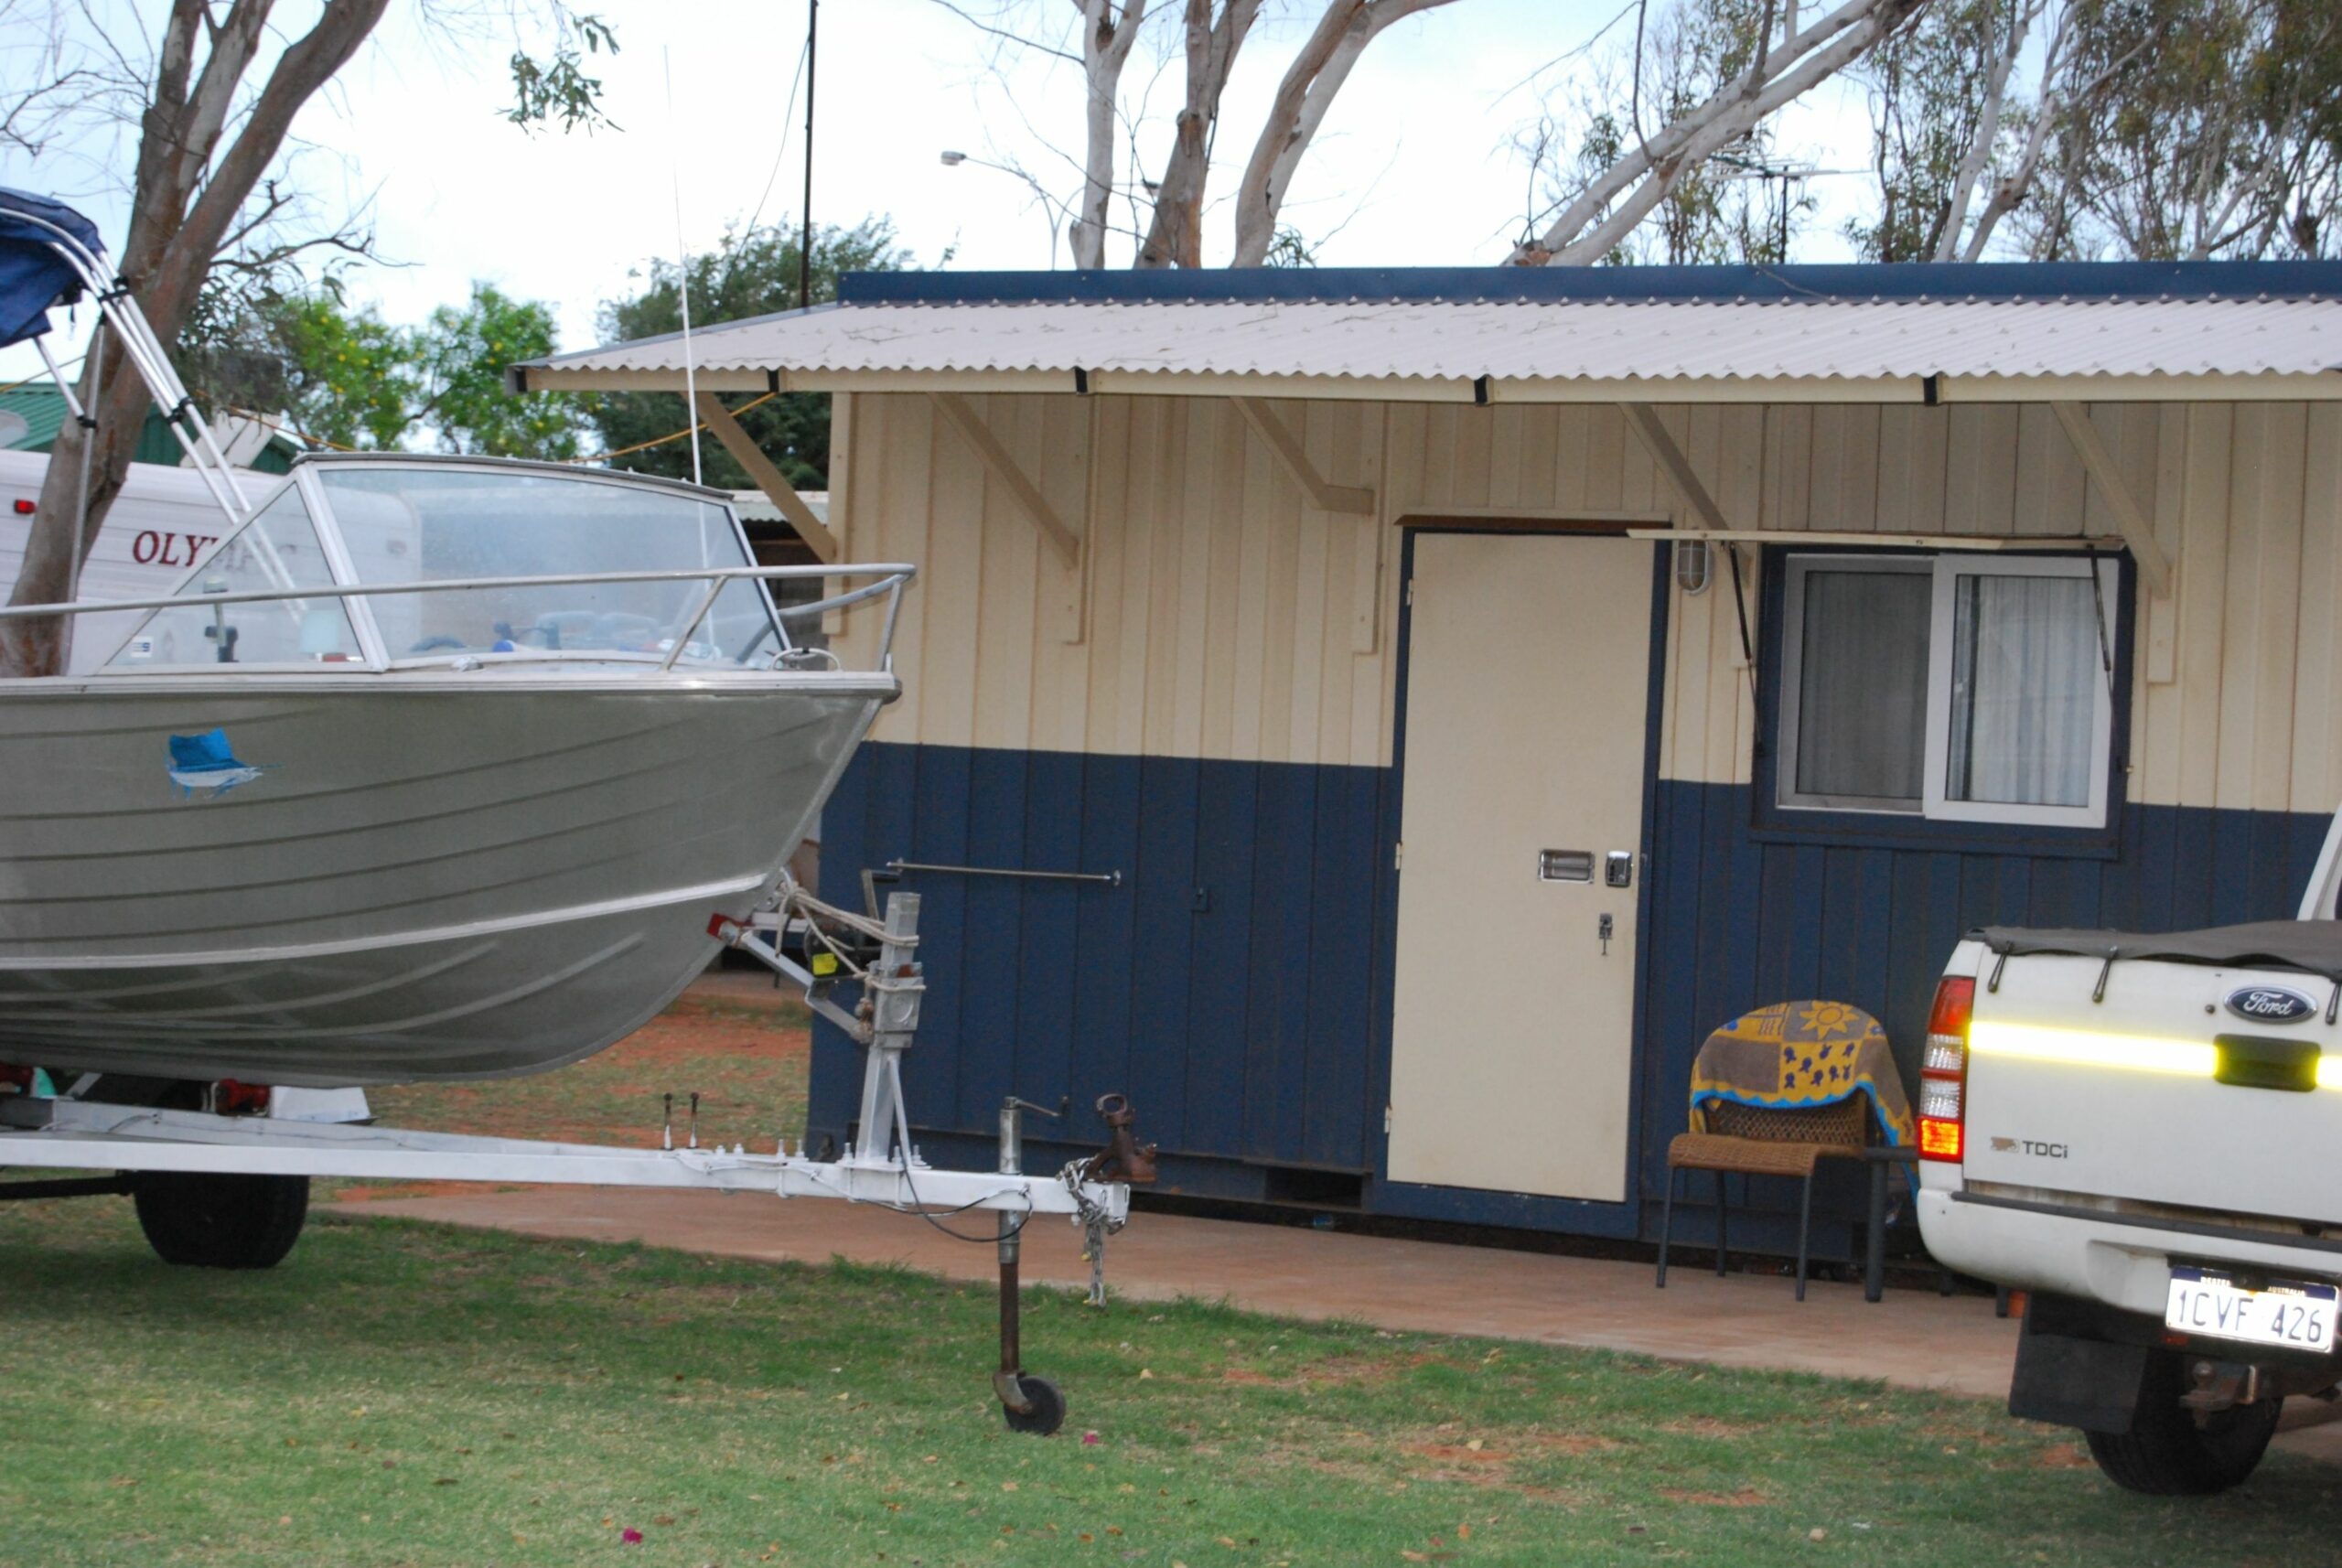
<box><xmin>2</xmin><ymin>0</ymin><xmax>1879</xmax><ymax>387</ymax></box>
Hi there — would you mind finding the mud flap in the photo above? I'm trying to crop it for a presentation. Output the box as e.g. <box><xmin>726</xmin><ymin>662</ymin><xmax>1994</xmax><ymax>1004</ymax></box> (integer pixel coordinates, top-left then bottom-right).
<box><xmin>2010</xmin><ymin>1294</ymin><xmax>2155</xmax><ymax>1433</ymax></box>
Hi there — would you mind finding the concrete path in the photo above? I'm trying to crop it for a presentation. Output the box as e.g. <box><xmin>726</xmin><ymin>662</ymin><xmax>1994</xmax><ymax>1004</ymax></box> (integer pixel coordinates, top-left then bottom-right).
<box><xmin>338</xmin><ymin>1185</ymin><xmax>2342</xmax><ymax>1462</ymax></box>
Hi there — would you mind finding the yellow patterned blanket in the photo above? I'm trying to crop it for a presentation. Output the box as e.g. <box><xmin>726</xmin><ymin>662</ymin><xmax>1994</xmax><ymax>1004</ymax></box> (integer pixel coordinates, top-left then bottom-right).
<box><xmin>1686</xmin><ymin>1000</ymin><xmax>1916</xmax><ymax>1153</ymax></box>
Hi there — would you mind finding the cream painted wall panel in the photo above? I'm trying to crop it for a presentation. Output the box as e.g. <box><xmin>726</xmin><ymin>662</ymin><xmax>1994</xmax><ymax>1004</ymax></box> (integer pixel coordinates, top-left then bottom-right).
<box><xmin>2134</xmin><ymin>405</ymin><xmax>2190</xmax><ymax>806</ymax></box>
<box><xmin>837</xmin><ymin>393</ymin><xmax>2342</xmax><ymax>817</ymax></box>
<box><xmin>919</xmin><ymin>398</ymin><xmax>988</xmax><ymax>752</ymax></box>
<box><xmin>1585</xmin><ymin>406</ymin><xmax>1628</xmax><ymax>512</ymax></box>
<box><xmin>1108</xmin><ymin>398</ymin><xmax>1168</xmax><ymax>757</ymax></box>
<box><xmin>1214</xmin><ymin>402</ymin><xmax>1268</xmax><ymax>765</ymax></box>
<box><xmin>1942</xmin><ymin>406</ymin><xmax>2018</xmax><ymax>532</ymax></box>
<box><xmin>1715</xmin><ymin>406</ymin><xmax>1767</xmax><ymax>786</ymax></box>
<box><xmin>1028</xmin><ymin>397</ymin><xmax>1094</xmax><ymax>755</ymax></box>
<box><xmin>1316</xmin><ymin>408</ymin><xmax>1360</xmax><ymax>767</ymax></box>
<box><xmin>1138</xmin><ymin>401</ymin><xmax>1192</xmax><ymax>758</ymax></box>
<box><xmin>1554</xmin><ymin>400</ymin><xmax>1592</xmax><ymax>514</ymax></box>
<box><xmin>970</xmin><ymin>397</ymin><xmax>1041</xmax><ymax>757</ymax></box>
<box><xmin>1763</xmin><ymin>405</ymin><xmax>1812</xmax><ymax>528</ymax></box>
<box><xmin>2013</xmin><ymin>404</ymin><xmax>2087</xmax><ymax>535</ymax></box>
<box><xmin>2294</xmin><ymin>404</ymin><xmax>2342</xmax><ymax>815</ymax></box>
<box><xmin>1875</xmin><ymin>406</ymin><xmax>1949</xmax><ymax>533</ymax></box>
<box><xmin>1812</xmin><ymin>405</ymin><xmax>1882</xmax><ymax>532</ymax></box>
<box><xmin>1227</xmin><ymin>403</ymin><xmax>1283</xmax><ymax>757</ymax></box>
<box><xmin>1449</xmin><ymin>404</ymin><xmax>1494</xmax><ymax>511</ymax></box>
<box><xmin>1080</xmin><ymin>397</ymin><xmax>1133</xmax><ymax>755</ymax></box>
<box><xmin>2212</xmin><ymin>407</ymin><xmax>2277</xmax><ymax>811</ymax></box>
<box><xmin>2174</xmin><ymin>404</ymin><xmax>2234</xmax><ymax>810</ymax></box>
<box><xmin>861</xmin><ymin>393</ymin><xmax>932</xmax><ymax>746</ymax></box>
<box><xmin>2246</xmin><ymin>404</ymin><xmax>2306</xmax><ymax>813</ymax></box>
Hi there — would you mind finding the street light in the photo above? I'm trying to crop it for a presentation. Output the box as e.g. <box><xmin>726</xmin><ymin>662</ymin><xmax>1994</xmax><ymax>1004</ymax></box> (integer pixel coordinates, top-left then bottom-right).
<box><xmin>939</xmin><ymin>149</ymin><xmax>1064</xmax><ymax>270</ymax></box>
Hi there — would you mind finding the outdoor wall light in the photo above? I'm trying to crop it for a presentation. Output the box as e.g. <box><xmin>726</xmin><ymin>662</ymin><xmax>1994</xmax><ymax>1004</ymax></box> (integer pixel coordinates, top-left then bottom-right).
<box><xmin>1674</xmin><ymin>537</ymin><xmax>1712</xmax><ymax>595</ymax></box>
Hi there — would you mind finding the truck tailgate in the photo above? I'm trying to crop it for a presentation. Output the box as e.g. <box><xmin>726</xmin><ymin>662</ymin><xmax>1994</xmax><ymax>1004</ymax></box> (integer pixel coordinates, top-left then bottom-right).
<box><xmin>1964</xmin><ymin>950</ymin><xmax>2342</xmax><ymax>1223</ymax></box>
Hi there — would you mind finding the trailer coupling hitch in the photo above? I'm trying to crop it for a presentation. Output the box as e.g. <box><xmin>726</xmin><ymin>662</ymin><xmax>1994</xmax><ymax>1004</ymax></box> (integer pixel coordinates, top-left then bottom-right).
<box><xmin>1079</xmin><ymin>1092</ymin><xmax>1158</xmax><ymax>1187</ymax></box>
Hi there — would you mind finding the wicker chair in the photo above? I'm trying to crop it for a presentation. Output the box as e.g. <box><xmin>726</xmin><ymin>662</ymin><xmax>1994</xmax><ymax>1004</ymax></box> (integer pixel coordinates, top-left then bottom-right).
<box><xmin>1654</xmin><ymin>1019</ymin><xmax>1880</xmax><ymax>1302</ymax></box>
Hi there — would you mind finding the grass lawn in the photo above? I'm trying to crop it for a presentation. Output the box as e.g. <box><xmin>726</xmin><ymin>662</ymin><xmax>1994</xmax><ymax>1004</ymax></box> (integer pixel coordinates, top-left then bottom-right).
<box><xmin>5</xmin><ymin>1196</ymin><xmax>2341</xmax><ymax>1568</ymax></box>
<box><xmin>340</xmin><ymin>975</ymin><xmax>812</xmax><ymax>1203</ymax></box>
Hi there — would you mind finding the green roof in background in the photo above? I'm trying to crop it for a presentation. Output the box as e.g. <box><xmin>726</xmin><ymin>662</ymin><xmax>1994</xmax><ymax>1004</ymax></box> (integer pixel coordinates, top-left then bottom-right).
<box><xmin>0</xmin><ymin>383</ymin><xmax>295</xmax><ymax>473</ymax></box>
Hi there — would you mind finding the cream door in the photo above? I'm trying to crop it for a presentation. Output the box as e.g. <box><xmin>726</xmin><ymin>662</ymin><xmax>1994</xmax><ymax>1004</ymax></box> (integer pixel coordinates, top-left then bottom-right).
<box><xmin>1386</xmin><ymin>532</ymin><xmax>1654</xmax><ymax>1201</ymax></box>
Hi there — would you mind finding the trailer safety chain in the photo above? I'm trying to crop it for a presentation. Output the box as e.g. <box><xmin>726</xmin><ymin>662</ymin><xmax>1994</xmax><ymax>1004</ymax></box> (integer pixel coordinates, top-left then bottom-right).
<box><xmin>1061</xmin><ymin>1157</ymin><xmax>1127</xmax><ymax>1306</ymax></box>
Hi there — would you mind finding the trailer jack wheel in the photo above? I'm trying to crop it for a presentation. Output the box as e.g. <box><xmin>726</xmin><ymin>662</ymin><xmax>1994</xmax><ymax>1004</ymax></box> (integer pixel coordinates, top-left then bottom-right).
<box><xmin>997</xmin><ymin>1372</ymin><xmax>1067</xmax><ymax>1436</ymax></box>
<box><xmin>134</xmin><ymin>1171</ymin><xmax>308</xmax><ymax>1270</ymax></box>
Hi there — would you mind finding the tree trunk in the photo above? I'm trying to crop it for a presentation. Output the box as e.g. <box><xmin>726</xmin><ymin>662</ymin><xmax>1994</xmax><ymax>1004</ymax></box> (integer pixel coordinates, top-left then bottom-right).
<box><xmin>1230</xmin><ymin>0</ymin><xmax>1457</xmax><ymax>267</ymax></box>
<box><xmin>1932</xmin><ymin>0</ymin><xmax>2035</xmax><ymax>262</ymax></box>
<box><xmin>1070</xmin><ymin>0</ymin><xmax>1148</xmax><ymax>270</ymax></box>
<box><xmin>2</xmin><ymin>0</ymin><xmax>390</xmax><ymax>677</ymax></box>
<box><xmin>1134</xmin><ymin>0</ymin><xmax>1261</xmax><ymax>268</ymax></box>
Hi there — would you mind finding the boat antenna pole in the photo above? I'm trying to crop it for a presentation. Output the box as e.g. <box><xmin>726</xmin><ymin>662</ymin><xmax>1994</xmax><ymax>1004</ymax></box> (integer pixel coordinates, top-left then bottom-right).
<box><xmin>799</xmin><ymin>0</ymin><xmax>817</xmax><ymax>312</ymax></box>
<box><xmin>664</xmin><ymin>44</ymin><xmax>705</xmax><ymax>488</ymax></box>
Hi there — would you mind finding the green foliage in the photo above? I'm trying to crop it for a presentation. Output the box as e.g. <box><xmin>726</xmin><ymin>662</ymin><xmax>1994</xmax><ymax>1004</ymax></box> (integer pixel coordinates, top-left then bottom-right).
<box><xmin>177</xmin><ymin>279</ymin><xmax>584</xmax><ymax>459</ymax></box>
<box><xmin>506</xmin><ymin>8</ymin><xmax>621</xmax><ymax>134</ymax></box>
<box><xmin>1846</xmin><ymin>0</ymin><xmax>2025</xmax><ymax>263</ymax></box>
<box><xmin>2043</xmin><ymin>0</ymin><xmax>2341</xmax><ymax>259</ymax></box>
<box><xmin>584</xmin><ymin>218</ymin><xmax>910</xmax><ymax>491</ymax></box>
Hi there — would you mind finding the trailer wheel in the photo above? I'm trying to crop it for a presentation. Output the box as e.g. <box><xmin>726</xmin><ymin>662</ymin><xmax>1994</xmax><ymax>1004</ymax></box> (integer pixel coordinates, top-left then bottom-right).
<box><xmin>134</xmin><ymin>1172</ymin><xmax>309</xmax><ymax>1270</ymax></box>
<box><xmin>1001</xmin><ymin>1375</ymin><xmax>1066</xmax><ymax>1436</ymax></box>
<box><xmin>2084</xmin><ymin>1353</ymin><xmax>2281</xmax><ymax>1496</ymax></box>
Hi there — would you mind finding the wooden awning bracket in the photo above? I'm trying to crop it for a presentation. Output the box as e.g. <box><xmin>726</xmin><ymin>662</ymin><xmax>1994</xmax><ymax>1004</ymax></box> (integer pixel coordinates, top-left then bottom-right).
<box><xmin>1232</xmin><ymin>397</ymin><xmax>1375</xmax><ymax>515</ymax></box>
<box><xmin>1618</xmin><ymin>403</ymin><xmax>1733</xmax><ymax>532</ymax></box>
<box><xmin>2050</xmin><ymin>402</ymin><xmax>2172</xmax><ymax>597</ymax></box>
<box><xmin>929</xmin><ymin>392</ymin><xmax>1082</xmax><ymax>568</ymax></box>
<box><xmin>693</xmin><ymin>393</ymin><xmax>842</xmax><ymax>564</ymax></box>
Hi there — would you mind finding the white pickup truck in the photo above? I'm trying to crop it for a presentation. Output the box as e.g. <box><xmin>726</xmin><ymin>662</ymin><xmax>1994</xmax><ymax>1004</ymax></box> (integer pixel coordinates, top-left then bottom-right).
<box><xmin>1918</xmin><ymin>812</ymin><xmax>2342</xmax><ymax>1494</ymax></box>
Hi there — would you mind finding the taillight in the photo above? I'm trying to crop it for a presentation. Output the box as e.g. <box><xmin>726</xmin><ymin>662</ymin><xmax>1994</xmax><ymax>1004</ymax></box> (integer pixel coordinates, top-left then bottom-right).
<box><xmin>1918</xmin><ymin>975</ymin><xmax>1973</xmax><ymax>1163</ymax></box>
<box><xmin>212</xmin><ymin>1079</ymin><xmax>272</xmax><ymax>1115</ymax></box>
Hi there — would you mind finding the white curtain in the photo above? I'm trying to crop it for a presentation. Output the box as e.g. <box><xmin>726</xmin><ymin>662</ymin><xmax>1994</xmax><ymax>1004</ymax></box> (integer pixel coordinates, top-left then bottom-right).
<box><xmin>1794</xmin><ymin>569</ymin><xmax>1931</xmax><ymax>802</ymax></box>
<box><xmin>1946</xmin><ymin>574</ymin><xmax>2097</xmax><ymax>808</ymax></box>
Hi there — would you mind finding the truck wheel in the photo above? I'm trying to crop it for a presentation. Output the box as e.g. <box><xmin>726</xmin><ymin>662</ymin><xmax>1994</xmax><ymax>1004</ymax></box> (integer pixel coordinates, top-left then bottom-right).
<box><xmin>2083</xmin><ymin>1353</ymin><xmax>2281</xmax><ymax>1496</ymax></box>
<box><xmin>134</xmin><ymin>1172</ymin><xmax>309</xmax><ymax>1270</ymax></box>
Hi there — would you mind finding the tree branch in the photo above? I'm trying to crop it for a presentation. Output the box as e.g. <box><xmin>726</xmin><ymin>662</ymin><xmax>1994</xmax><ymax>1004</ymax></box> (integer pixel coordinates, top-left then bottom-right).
<box><xmin>1230</xmin><ymin>0</ymin><xmax>1459</xmax><ymax>266</ymax></box>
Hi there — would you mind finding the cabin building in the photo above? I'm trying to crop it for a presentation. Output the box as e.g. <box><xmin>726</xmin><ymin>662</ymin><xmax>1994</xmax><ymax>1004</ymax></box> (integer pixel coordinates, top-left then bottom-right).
<box><xmin>520</xmin><ymin>262</ymin><xmax>2342</xmax><ymax>1255</ymax></box>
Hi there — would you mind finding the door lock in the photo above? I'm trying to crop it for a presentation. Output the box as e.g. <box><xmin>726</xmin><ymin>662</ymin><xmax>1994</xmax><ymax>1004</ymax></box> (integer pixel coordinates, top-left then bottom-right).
<box><xmin>1598</xmin><ymin>912</ymin><xmax>1614</xmax><ymax>956</ymax></box>
<box><xmin>1605</xmin><ymin>851</ymin><xmax>1633</xmax><ymax>888</ymax></box>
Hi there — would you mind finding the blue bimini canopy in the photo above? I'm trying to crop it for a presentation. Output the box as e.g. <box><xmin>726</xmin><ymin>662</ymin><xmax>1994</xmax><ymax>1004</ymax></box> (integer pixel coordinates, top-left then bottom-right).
<box><xmin>0</xmin><ymin>188</ymin><xmax>105</xmax><ymax>350</ymax></box>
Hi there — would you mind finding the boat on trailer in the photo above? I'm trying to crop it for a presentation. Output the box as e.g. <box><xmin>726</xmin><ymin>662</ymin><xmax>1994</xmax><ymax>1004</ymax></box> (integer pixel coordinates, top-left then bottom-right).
<box><xmin>0</xmin><ymin>450</ymin><xmax>906</xmax><ymax>1086</ymax></box>
<box><xmin>0</xmin><ymin>188</ymin><xmax>1144</xmax><ymax>1436</ymax></box>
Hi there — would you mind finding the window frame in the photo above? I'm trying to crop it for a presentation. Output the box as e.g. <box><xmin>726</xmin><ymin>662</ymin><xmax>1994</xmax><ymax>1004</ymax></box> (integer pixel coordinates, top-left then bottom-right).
<box><xmin>1770</xmin><ymin>549</ymin><xmax>2122</xmax><ymax>835</ymax></box>
<box><xmin>1774</xmin><ymin>554</ymin><xmax>1933</xmax><ymax>815</ymax></box>
<box><xmin>1919</xmin><ymin>553</ymin><xmax>2120</xmax><ymax>831</ymax></box>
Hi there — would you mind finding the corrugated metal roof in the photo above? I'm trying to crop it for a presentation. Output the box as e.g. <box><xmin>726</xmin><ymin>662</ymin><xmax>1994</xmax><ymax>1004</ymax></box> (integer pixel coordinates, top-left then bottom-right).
<box><xmin>524</xmin><ymin>295</ymin><xmax>2342</xmax><ymax>392</ymax></box>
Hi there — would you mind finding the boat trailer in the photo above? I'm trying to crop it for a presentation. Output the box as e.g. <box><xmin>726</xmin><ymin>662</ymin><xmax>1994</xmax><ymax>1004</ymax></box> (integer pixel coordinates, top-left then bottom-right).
<box><xmin>0</xmin><ymin>888</ymin><xmax>1151</xmax><ymax>1436</ymax></box>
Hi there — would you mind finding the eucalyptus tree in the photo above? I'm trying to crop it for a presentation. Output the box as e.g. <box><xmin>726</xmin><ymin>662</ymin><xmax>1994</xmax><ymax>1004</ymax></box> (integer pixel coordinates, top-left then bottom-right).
<box><xmin>0</xmin><ymin>1</ymin><xmax>618</xmax><ymax>677</ymax></box>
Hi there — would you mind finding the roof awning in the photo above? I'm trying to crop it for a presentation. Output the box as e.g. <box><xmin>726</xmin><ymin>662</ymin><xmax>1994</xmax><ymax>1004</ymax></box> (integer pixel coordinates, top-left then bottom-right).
<box><xmin>515</xmin><ymin>263</ymin><xmax>2342</xmax><ymax>404</ymax></box>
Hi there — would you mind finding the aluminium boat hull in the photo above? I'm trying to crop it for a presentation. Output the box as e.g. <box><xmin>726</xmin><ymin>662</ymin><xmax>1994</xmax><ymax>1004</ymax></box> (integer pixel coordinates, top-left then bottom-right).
<box><xmin>0</xmin><ymin>671</ymin><xmax>893</xmax><ymax>1084</ymax></box>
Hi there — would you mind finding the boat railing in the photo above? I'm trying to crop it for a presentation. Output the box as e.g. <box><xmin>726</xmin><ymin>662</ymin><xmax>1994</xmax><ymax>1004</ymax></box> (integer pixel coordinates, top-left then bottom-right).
<box><xmin>0</xmin><ymin>563</ymin><xmax>918</xmax><ymax>676</ymax></box>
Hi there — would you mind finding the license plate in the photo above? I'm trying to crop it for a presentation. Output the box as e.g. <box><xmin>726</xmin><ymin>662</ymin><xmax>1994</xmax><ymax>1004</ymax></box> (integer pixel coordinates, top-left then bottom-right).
<box><xmin>2165</xmin><ymin>1266</ymin><xmax>2339</xmax><ymax>1353</ymax></box>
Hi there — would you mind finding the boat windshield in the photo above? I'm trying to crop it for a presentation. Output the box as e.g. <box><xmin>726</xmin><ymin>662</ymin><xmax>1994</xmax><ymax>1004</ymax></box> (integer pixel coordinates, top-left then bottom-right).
<box><xmin>315</xmin><ymin>465</ymin><xmax>780</xmax><ymax>666</ymax></box>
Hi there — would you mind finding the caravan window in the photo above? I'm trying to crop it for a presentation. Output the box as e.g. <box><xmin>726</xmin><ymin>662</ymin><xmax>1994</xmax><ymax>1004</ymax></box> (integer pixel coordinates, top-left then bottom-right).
<box><xmin>102</xmin><ymin>485</ymin><xmax>358</xmax><ymax>670</ymax></box>
<box><xmin>1777</xmin><ymin>553</ymin><xmax>2118</xmax><ymax>830</ymax></box>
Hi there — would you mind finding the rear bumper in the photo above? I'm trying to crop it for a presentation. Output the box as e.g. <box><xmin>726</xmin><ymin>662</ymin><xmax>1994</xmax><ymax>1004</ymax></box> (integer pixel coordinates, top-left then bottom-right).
<box><xmin>1918</xmin><ymin>1187</ymin><xmax>2342</xmax><ymax>1317</ymax></box>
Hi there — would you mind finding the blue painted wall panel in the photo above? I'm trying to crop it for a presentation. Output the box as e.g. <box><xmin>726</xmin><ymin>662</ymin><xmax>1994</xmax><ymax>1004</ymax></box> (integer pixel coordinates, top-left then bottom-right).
<box><xmin>812</xmin><ymin>742</ymin><xmax>1385</xmax><ymax>1175</ymax></box>
<box><xmin>813</xmin><ymin>739</ymin><xmax>2333</xmax><ymax>1238</ymax></box>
